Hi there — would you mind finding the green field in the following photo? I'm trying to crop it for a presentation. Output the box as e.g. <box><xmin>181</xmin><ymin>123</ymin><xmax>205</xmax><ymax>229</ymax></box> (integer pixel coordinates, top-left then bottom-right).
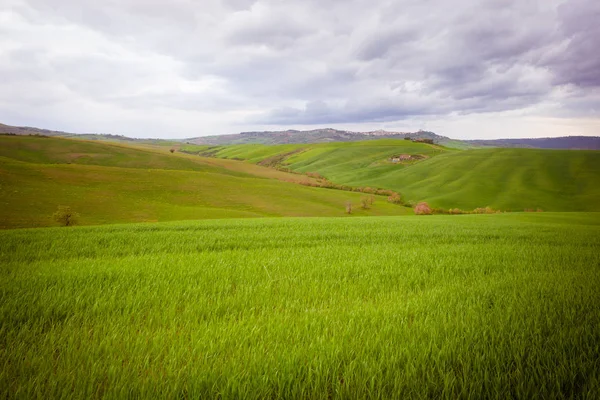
<box><xmin>0</xmin><ymin>136</ymin><xmax>410</xmax><ymax>228</ymax></box>
<box><xmin>196</xmin><ymin>141</ymin><xmax>600</xmax><ymax>212</ymax></box>
<box><xmin>1</xmin><ymin>213</ymin><xmax>599</xmax><ymax>398</ymax></box>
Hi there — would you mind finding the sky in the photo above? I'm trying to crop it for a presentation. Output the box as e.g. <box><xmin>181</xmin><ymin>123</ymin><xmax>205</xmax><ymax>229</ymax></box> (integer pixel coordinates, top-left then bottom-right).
<box><xmin>0</xmin><ymin>0</ymin><xmax>599</xmax><ymax>140</ymax></box>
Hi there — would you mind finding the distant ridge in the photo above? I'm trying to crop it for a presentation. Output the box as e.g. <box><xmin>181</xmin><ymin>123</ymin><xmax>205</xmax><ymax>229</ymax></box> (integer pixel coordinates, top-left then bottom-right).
<box><xmin>2</xmin><ymin>122</ymin><xmax>599</xmax><ymax>149</ymax></box>
<box><xmin>0</xmin><ymin>122</ymin><xmax>69</xmax><ymax>137</ymax></box>
<box><xmin>187</xmin><ymin>128</ymin><xmax>600</xmax><ymax>149</ymax></box>
<box><xmin>465</xmin><ymin>136</ymin><xmax>600</xmax><ymax>150</ymax></box>
<box><xmin>187</xmin><ymin>128</ymin><xmax>453</xmax><ymax>146</ymax></box>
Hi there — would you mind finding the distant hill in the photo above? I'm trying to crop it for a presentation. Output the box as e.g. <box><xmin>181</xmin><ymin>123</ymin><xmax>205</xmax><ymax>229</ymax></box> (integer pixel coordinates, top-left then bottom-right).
<box><xmin>0</xmin><ymin>122</ymin><xmax>69</xmax><ymax>137</ymax></box>
<box><xmin>0</xmin><ymin>123</ymin><xmax>178</xmax><ymax>146</ymax></box>
<box><xmin>2</xmin><ymin>121</ymin><xmax>598</xmax><ymax>149</ymax></box>
<box><xmin>465</xmin><ymin>136</ymin><xmax>600</xmax><ymax>150</ymax></box>
<box><xmin>186</xmin><ymin>128</ymin><xmax>459</xmax><ymax>146</ymax></box>
<box><xmin>187</xmin><ymin>129</ymin><xmax>600</xmax><ymax>150</ymax></box>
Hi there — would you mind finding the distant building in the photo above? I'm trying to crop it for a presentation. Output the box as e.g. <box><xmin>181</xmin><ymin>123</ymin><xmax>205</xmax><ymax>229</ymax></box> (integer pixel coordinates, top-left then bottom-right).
<box><xmin>391</xmin><ymin>154</ymin><xmax>412</xmax><ymax>163</ymax></box>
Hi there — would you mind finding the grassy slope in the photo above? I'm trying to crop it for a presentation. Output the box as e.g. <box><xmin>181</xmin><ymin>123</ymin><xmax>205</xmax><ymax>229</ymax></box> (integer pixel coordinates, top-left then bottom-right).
<box><xmin>0</xmin><ymin>137</ymin><xmax>409</xmax><ymax>228</ymax></box>
<box><xmin>1</xmin><ymin>214</ymin><xmax>599</xmax><ymax>398</ymax></box>
<box><xmin>207</xmin><ymin>141</ymin><xmax>600</xmax><ymax>211</ymax></box>
<box><xmin>359</xmin><ymin>148</ymin><xmax>600</xmax><ymax>211</ymax></box>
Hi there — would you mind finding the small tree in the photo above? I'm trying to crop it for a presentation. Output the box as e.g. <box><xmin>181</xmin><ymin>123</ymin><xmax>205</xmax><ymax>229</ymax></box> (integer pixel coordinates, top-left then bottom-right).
<box><xmin>414</xmin><ymin>202</ymin><xmax>432</xmax><ymax>215</ymax></box>
<box><xmin>345</xmin><ymin>201</ymin><xmax>352</xmax><ymax>214</ymax></box>
<box><xmin>360</xmin><ymin>197</ymin><xmax>370</xmax><ymax>209</ymax></box>
<box><xmin>387</xmin><ymin>193</ymin><xmax>403</xmax><ymax>204</ymax></box>
<box><xmin>169</xmin><ymin>148</ymin><xmax>175</xmax><ymax>153</ymax></box>
<box><xmin>53</xmin><ymin>206</ymin><xmax>80</xmax><ymax>226</ymax></box>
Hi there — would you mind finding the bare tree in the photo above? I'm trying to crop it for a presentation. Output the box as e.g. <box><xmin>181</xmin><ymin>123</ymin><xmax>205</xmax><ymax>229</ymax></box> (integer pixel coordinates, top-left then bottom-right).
<box><xmin>53</xmin><ymin>206</ymin><xmax>80</xmax><ymax>226</ymax></box>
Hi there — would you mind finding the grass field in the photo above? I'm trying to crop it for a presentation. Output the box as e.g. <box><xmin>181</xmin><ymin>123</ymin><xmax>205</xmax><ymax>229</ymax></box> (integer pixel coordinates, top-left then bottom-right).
<box><xmin>0</xmin><ymin>136</ymin><xmax>410</xmax><ymax>228</ymax></box>
<box><xmin>199</xmin><ymin>141</ymin><xmax>600</xmax><ymax>212</ymax></box>
<box><xmin>1</xmin><ymin>213</ymin><xmax>599</xmax><ymax>398</ymax></box>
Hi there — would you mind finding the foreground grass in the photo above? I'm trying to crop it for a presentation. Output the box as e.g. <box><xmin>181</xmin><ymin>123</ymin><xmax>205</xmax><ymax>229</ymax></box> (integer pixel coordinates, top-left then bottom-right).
<box><xmin>1</xmin><ymin>213</ymin><xmax>599</xmax><ymax>398</ymax></box>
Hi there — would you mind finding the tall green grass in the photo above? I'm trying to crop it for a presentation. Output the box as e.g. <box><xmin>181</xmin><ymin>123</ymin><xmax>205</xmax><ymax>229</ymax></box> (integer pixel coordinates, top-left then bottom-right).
<box><xmin>2</xmin><ymin>213</ymin><xmax>599</xmax><ymax>398</ymax></box>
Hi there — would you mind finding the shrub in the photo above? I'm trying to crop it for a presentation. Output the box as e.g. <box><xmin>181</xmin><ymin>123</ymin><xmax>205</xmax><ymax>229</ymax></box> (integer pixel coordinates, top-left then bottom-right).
<box><xmin>169</xmin><ymin>148</ymin><xmax>175</xmax><ymax>153</ymax></box>
<box><xmin>387</xmin><ymin>193</ymin><xmax>403</xmax><ymax>204</ymax></box>
<box><xmin>52</xmin><ymin>206</ymin><xmax>80</xmax><ymax>226</ymax></box>
<box><xmin>360</xmin><ymin>197</ymin><xmax>370</xmax><ymax>209</ymax></box>
<box><xmin>404</xmin><ymin>200</ymin><xmax>416</xmax><ymax>208</ymax></box>
<box><xmin>414</xmin><ymin>202</ymin><xmax>432</xmax><ymax>215</ymax></box>
<box><xmin>362</xmin><ymin>187</ymin><xmax>375</xmax><ymax>194</ymax></box>
<box><xmin>376</xmin><ymin>189</ymin><xmax>395</xmax><ymax>197</ymax></box>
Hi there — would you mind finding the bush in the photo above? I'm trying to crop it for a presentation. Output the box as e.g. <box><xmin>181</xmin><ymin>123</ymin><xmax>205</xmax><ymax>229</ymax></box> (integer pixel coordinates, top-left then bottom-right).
<box><xmin>387</xmin><ymin>193</ymin><xmax>403</xmax><ymax>204</ymax></box>
<box><xmin>360</xmin><ymin>197</ymin><xmax>371</xmax><ymax>209</ymax></box>
<box><xmin>169</xmin><ymin>148</ymin><xmax>175</xmax><ymax>153</ymax></box>
<box><xmin>414</xmin><ymin>202</ymin><xmax>432</xmax><ymax>215</ymax></box>
<box><xmin>474</xmin><ymin>206</ymin><xmax>496</xmax><ymax>214</ymax></box>
<box><xmin>52</xmin><ymin>206</ymin><xmax>80</xmax><ymax>226</ymax></box>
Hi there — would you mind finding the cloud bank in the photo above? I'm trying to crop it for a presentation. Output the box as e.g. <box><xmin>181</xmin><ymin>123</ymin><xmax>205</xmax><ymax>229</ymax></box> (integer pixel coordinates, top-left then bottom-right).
<box><xmin>0</xmin><ymin>0</ymin><xmax>598</xmax><ymax>138</ymax></box>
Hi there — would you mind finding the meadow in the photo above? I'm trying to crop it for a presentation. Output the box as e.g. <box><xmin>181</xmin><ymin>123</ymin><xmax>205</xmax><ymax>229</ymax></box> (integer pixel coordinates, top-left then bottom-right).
<box><xmin>0</xmin><ymin>136</ymin><xmax>410</xmax><ymax>228</ymax></box>
<box><xmin>1</xmin><ymin>213</ymin><xmax>599</xmax><ymax>398</ymax></box>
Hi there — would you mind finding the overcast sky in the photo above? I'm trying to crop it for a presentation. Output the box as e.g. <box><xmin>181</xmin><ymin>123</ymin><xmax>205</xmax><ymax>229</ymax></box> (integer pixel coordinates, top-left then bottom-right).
<box><xmin>1</xmin><ymin>0</ymin><xmax>599</xmax><ymax>139</ymax></box>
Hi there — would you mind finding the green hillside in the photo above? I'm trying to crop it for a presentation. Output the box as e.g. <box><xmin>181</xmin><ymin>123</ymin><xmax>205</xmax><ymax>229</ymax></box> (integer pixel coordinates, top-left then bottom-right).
<box><xmin>0</xmin><ymin>136</ymin><xmax>410</xmax><ymax>229</ymax></box>
<box><xmin>199</xmin><ymin>141</ymin><xmax>600</xmax><ymax>212</ymax></box>
<box><xmin>0</xmin><ymin>135</ymin><xmax>220</xmax><ymax>172</ymax></box>
<box><xmin>360</xmin><ymin>148</ymin><xmax>600</xmax><ymax>211</ymax></box>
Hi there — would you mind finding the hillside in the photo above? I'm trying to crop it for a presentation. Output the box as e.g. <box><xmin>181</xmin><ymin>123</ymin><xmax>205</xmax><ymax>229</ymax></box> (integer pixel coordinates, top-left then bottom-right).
<box><xmin>0</xmin><ymin>136</ymin><xmax>410</xmax><ymax>229</ymax></box>
<box><xmin>191</xmin><ymin>140</ymin><xmax>600</xmax><ymax>212</ymax></box>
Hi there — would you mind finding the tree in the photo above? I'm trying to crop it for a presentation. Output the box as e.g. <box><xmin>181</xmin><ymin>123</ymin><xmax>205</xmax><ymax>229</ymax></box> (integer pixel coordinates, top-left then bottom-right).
<box><xmin>345</xmin><ymin>201</ymin><xmax>352</xmax><ymax>214</ymax></box>
<box><xmin>360</xmin><ymin>197</ymin><xmax>371</xmax><ymax>209</ymax></box>
<box><xmin>53</xmin><ymin>206</ymin><xmax>80</xmax><ymax>226</ymax></box>
<box><xmin>169</xmin><ymin>148</ymin><xmax>175</xmax><ymax>153</ymax></box>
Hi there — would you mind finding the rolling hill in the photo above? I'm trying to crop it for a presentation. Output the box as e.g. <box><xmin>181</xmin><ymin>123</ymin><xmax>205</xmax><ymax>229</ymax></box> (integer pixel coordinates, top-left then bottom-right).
<box><xmin>0</xmin><ymin>136</ymin><xmax>411</xmax><ymax>229</ymax></box>
<box><xmin>188</xmin><ymin>140</ymin><xmax>600</xmax><ymax>212</ymax></box>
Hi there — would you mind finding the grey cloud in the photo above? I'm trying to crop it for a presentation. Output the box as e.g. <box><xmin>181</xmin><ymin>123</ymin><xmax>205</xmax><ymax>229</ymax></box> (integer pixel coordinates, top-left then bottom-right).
<box><xmin>1</xmin><ymin>0</ymin><xmax>599</xmax><ymax>136</ymax></box>
<box><xmin>548</xmin><ymin>0</ymin><xmax>600</xmax><ymax>87</ymax></box>
<box><xmin>356</xmin><ymin>27</ymin><xmax>420</xmax><ymax>61</ymax></box>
